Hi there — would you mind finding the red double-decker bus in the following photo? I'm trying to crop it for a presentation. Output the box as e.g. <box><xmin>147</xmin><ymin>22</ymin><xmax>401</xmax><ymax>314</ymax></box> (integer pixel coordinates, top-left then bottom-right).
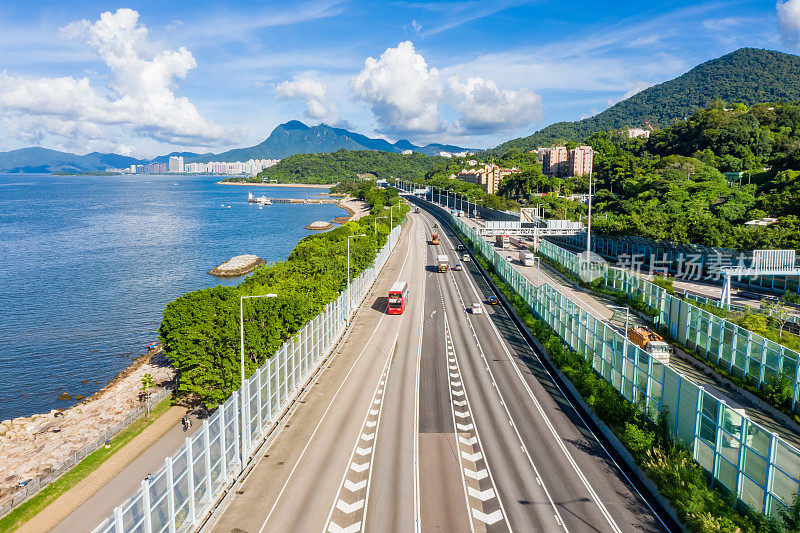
<box><xmin>388</xmin><ymin>281</ymin><xmax>408</xmax><ymax>315</ymax></box>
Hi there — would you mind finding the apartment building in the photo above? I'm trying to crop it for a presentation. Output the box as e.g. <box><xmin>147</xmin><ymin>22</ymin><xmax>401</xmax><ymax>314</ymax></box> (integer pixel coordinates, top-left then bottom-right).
<box><xmin>541</xmin><ymin>145</ymin><xmax>593</xmax><ymax>177</ymax></box>
<box><xmin>454</xmin><ymin>163</ymin><xmax>521</xmax><ymax>194</ymax></box>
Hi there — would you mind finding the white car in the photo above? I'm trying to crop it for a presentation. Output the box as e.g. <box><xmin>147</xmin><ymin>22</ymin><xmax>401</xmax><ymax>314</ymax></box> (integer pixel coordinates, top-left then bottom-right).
<box><xmin>471</xmin><ymin>302</ymin><xmax>483</xmax><ymax>314</ymax></box>
<box><xmin>462</xmin><ymin>253</ymin><xmax>470</xmax><ymax>262</ymax></box>
<box><xmin>506</xmin><ymin>255</ymin><xmax>513</xmax><ymax>263</ymax></box>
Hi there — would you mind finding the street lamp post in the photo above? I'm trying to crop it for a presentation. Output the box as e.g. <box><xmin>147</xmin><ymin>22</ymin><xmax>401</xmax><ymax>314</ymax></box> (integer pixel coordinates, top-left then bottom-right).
<box><xmin>606</xmin><ymin>304</ymin><xmax>630</xmax><ymax>340</ymax></box>
<box><xmin>347</xmin><ymin>234</ymin><xmax>368</xmax><ymax>320</ymax></box>
<box><xmin>374</xmin><ymin>215</ymin><xmax>387</xmax><ymax>234</ymax></box>
<box><xmin>239</xmin><ymin>292</ymin><xmax>278</xmax><ymax>472</ymax></box>
<box><xmin>586</xmin><ymin>151</ymin><xmax>595</xmax><ymax>256</ymax></box>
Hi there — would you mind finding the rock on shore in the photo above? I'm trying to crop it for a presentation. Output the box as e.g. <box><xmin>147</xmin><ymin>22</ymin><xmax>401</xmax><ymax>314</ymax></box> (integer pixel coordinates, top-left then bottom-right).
<box><xmin>305</xmin><ymin>221</ymin><xmax>334</xmax><ymax>230</ymax></box>
<box><xmin>208</xmin><ymin>255</ymin><xmax>265</xmax><ymax>277</ymax></box>
<box><xmin>0</xmin><ymin>352</ymin><xmax>175</xmax><ymax>503</ymax></box>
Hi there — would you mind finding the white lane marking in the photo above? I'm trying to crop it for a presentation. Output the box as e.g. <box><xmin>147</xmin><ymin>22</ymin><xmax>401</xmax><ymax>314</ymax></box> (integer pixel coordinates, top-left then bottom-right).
<box><xmin>463</xmin><ymin>468</ymin><xmax>488</xmax><ymax>481</ymax></box>
<box><xmin>336</xmin><ymin>499</ymin><xmax>365</xmax><ymax>514</ymax></box>
<box><xmin>413</xmin><ymin>216</ymin><xmax>425</xmax><ymax>533</ymax></box>
<box><xmin>467</xmin><ymin>487</ymin><xmax>496</xmax><ymax>501</ymax></box>
<box><xmin>327</xmin><ymin>521</ymin><xmax>361</xmax><ymax>533</ymax></box>
<box><xmin>350</xmin><ymin>462</ymin><xmax>369</xmax><ymax>473</ymax></box>
<box><xmin>472</xmin><ymin>509</ymin><xmax>504</xmax><ymax>525</ymax></box>
<box><xmin>344</xmin><ymin>479</ymin><xmax>367</xmax><ymax>492</ymax></box>
<box><xmin>436</xmin><ymin>221</ymin><xmax>566</xmax><ymax>532</ymax></box>
<box><xmin>258</xmin><ymin>230</ymin><xmax>412</xmax><ymax>533</ymax></box>
<box><xmin>444</xmin><ymin>220</ymin><xmax>646</xmax><ymax>533</ymax></box>
<box><xmin>455</xmin><ymin>423</ymin><xmax>474</xmax><ymax>431</ymax></box>
<box><xmin>355</xmin><ymin>447</ymin><xmax>372</xmax><ymax>456</ymax></box>
<box><xmin>461</xmin><ymin>451</ymin><xmax>483</xmax><ymax>462</ymax></box>
<box><xmin>458</xmin><ymin>436</ymin><xmax>477</xmax><ymax>446</ymax></box>
<box><xmin>323</xmin><ymin>332</ymin><xmax>399</xmax><ymax>533</ymax></box>
<box><xmin>454</xmin><ymin>247</ymin><xmax>623</xmax><ymax>533</ymax></box>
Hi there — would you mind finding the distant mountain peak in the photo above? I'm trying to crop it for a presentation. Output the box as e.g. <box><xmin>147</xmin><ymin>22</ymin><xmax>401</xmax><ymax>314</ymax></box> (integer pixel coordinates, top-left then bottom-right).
<box><xmin>278</xmin><ymin>120</ymin><xmax>310</xmax><ymax>131</ymax></box>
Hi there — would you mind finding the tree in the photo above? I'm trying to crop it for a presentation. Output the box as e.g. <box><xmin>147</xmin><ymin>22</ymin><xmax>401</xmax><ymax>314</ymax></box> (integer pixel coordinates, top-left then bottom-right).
<box><xmin>762</xmin><ymin>298</ymin><xmax>793</xmax><ymax>339</ymax></box>
<box><xmin>140</xmin><ymin>373</ymin><xmax>156</xmax><ymax>416</ymax></box>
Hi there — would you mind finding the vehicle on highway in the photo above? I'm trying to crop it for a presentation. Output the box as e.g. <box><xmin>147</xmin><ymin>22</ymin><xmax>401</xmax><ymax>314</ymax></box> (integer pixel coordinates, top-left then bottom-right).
<box><xmin>433</xmin><ymin>223</ymin><xmax>438</xmax><ymax>228</ymax></box>
<box><xmin>519</xmin><ymin>250</ymin><xmax>535</xmax><ymax>266</ymax></box>
<box><xmin>457</xmin><ymin>244</ymin><xmax>465</xmax><ymax>252</ymax></box>
<box><xmin>414</xmin><ymin>207</ymin><xmax>420</xmax><ymax>214</ymax></box>
<box><xmin>506</xmin><ymin>255</ymin><xmax>513</xmax><ymax>263</ymax></box>
<box><xmin>629</xmin><ymin>327</ymin><xmax>671</xmax><ymax>364</ymax></box>
<box><xmin>462</xmin><ymin>253</ymin><xmax>470</xmax><ymax>262</ymax></box>
<box><xmin>453</xmin><ymin>263</ymin><xmax>463</xmax><ymax>271</ymax></box>
<box><xmin>487</xmin><ymin>296</ymin><xmax>499</xmax><ymax>305</ymax></box>
<box><xmin>471</xmin><ymin>302</ymin><xmax>483</xmax><ymax>314</ymax></box>
<box><xmin>388</xmin><ymin>281</ymin><xmax>408</xmax><ymax>315</ymax></box>
<box><xmin>458</xmin><ymin>210</ymin><xmax>464</xmax><ymax>217</ymax></box>
<box><xmin>437</xmin><ymin>254</ymin><xmax>450</xmax><ymax>272</ymax></box>
<box><xmin>431</xmin><ymin>232</ymin><xmax>440</xmax><ymax>245</ymax></box>
<box><xmin>495</xmin><ymin>234</ymin><xmax>509</xmax><ymax>248</ymax></box>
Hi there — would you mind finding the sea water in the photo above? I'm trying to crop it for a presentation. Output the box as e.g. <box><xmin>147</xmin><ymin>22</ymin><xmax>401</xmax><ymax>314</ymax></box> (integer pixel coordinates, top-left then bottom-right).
<box><xmin>0</xmin><ymin>174</ymin><xmax>342</xmax><ymax>420</ymax></box>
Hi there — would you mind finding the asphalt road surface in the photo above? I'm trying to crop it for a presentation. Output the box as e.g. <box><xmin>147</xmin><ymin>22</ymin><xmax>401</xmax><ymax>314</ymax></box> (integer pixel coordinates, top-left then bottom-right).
<box><xmin>206</xmin><ymin>207</ymin><xmax>674</xmax><ymax>533</ymax></box>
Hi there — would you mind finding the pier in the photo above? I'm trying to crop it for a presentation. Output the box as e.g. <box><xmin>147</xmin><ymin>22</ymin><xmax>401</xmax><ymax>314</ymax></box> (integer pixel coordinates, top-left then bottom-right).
<box><xmin>247</xmin><ymin>192</ymin><xmax>339</xmax><ymax>205</ymax></box>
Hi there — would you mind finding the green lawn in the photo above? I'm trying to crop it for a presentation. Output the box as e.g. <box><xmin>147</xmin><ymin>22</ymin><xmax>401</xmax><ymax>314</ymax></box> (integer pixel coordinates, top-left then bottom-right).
<box><xmin>0</xmin><ymin>395</ymin><xmax>174</xmax><ymax>532</ymax></box>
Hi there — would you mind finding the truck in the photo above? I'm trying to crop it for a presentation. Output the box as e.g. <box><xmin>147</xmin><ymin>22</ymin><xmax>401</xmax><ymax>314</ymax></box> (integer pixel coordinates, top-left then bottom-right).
<box><xmin>495</xmin><ymin>234</ymin><xmax>509</xmax><ymax>248</ymax></box>
<box><xmin>519</xmin><ymin>250</ymin><xmax>535</xmax><ymax>266</ymax></box>
<box><xmin>437</xmin><ymin>254</ymin><xmax>450</xmax><ymax>272</ymax></box>
<box><xmin>431</xmin><ymin>232</ymin><xmax>440</xmax><ymax>245</ymax></box>
<box><xmin>629</xmin><ymin>327</ymin><xmax>671</xmax><ymax>364</ymax></box>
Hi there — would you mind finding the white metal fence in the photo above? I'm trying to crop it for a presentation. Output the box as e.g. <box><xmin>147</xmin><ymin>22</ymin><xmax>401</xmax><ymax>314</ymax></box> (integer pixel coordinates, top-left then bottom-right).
<box><xmin>91</xmin><ymin>225</ymin><xmax>401</xmax><ymax>533</ymax></box>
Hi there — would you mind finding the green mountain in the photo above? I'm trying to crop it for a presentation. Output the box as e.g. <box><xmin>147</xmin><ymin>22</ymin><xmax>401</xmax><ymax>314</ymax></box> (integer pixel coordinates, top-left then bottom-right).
<box><xmin>191</xmin><ymin>120</ymin><xmax>470</xmax><ymax>162</ymax></box>
<box><xmin>0</xmin><ymin>147</ymin><xmax>145</xmax><ymax>173</ymax></box>
<box><xmin>489</xmin><ymin>48</ymin><xmax>800</xmax><ymax>153</ymax></box>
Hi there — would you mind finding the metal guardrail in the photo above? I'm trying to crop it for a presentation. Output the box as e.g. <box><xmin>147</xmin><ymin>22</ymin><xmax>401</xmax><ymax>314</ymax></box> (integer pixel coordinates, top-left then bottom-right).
<box><xmin>0</xmin><ymin>385</ymin><xmax>174</xmax><ymax>517</ymax></box>
<box><xmin>89</xmin><ymin>225</ymin><xmax>402</xmax><ymax>533</ymax></box>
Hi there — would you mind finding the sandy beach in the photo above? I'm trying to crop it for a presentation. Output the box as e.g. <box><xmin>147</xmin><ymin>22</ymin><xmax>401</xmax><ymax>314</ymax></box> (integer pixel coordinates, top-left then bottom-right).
<box><xmin>217</xmin><ymin>181</ymin><xmax>332</xmax><ymax>189</ymax></box>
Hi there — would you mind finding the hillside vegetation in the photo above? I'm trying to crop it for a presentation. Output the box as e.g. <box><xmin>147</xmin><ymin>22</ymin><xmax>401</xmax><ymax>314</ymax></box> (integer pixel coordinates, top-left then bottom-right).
<box><xmin>160</xmin><ymin>182</ymin><xmax>406</xmax><ymax>407</ymax></box>
<box><xmin>492</xmin><ymin>101</ymin><xmax>800</xmax><ymax>252</ymax></box>
<box><xmin>489</xmin><ymin>48</ymin><xmax>800</xmax><ymax>153</ymax></box>
<box><xmin>230</xmin><ymin>149</ymin><xmax>443</xmax><ymax>184</ymax></box>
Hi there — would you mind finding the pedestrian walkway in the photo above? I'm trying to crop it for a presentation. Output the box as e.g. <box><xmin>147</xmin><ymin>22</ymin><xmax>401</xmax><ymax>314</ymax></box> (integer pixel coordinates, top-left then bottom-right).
<box><xmin>18</xmin><ymin>406</ymin><xmax>198</xmax><ymax>533</ymax></box>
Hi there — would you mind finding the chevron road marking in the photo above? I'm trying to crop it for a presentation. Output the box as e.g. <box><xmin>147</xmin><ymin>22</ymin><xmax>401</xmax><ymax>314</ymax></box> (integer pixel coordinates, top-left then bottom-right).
<box><xmin>336</xmin><ymin>498</ymin><xmax>365</xmax><ymax>514</ymax></box>
<box><xmin>456</xmin><ymin>423</ymin><xmax>474</xmax><ymax>431</ymax></box>
<box><xmin>458</xmin><ymin>436</ymin><xmax>477</xmax><ymax>446</ymax></box>
<box><xmin>467</xmin><ymin>487</ymin><xmax>495</xmax><ymax>501</ymax></box>
<box><xmin>472</xmin><ymin>509</ymin><xmax>503</xmax><ymax>525</ymax></box>
<box><xmin>452</xmin><ymin>400</ymin><xmax>466</xmax><ymax>407</ymax></box>
<box><xmin>461</xmin><ymin>451</ymin><xmax>483</xmax><ymax>462</ymax></box>
<box><xmin>360</xmin><ymin>432</ymin><xmax>374</xmax><ymax>441</ymax></box>
<box><xmin>355</xmin><ymin>446</ymin><xmax>372</xmax><ymax>456</ymax></box>
<box><xmin>463</xmin><ymin>468</ymin><xmax>488</xmax><ymax>481</ymax></box>
<box><xmin>364</xmin><ymin>420</ymin><xmax>377</xmax><ymax>428</ymax></box>
<box><xmin>327</xmin><ymin>521</ymin><xmax>361</xmax><ymax>533</ymax></box>
<box><xmin>344</xmin><ymin>479</ymin><xmax>368</xmax><ymax>492</ymax></box>
<box><xmin>453</xmin><ymin>410</ymin><xmax>469</xmax><ymax>419</ymax></box>
<box><xmin>350</xmin><ymin>461</ymin><xmax>369</xmax><ymax>473</ymax></box>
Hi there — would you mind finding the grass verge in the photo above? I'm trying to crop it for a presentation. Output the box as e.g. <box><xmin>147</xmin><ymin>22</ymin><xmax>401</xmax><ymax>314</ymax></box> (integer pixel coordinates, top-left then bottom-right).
<box><xmin>0</xmin><ymin>395</ymin><xmax>174</xmax><ymax>532</ymax></box>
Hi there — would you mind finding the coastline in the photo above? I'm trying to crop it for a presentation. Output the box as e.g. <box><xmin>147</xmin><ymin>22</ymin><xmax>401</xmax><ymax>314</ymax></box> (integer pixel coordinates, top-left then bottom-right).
<box><xmin>0</xmin><ymin>348</ymin><xmax>176</xmax><ymax>505</ymax></box>
<box><xmin>217</xmin><ymin>181</ymin><xmax>333</xmax><ymax>189</ymax></box>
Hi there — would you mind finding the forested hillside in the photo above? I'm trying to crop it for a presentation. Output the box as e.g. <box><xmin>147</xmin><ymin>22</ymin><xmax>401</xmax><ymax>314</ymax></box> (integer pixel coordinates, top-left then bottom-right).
<box><xmin>493</xmin><ymin>101</ymin><xmax>800</xmax><ymax>252</ymax></box>
<box><xmin>232</xmin><ymin>149</ymin><xmax>443</xmax><ymax>183</ymax></box>
<box><xmin>488</xmin><ymin>48</ymin><xmax>800</xmax><ymax>153</ymax></box>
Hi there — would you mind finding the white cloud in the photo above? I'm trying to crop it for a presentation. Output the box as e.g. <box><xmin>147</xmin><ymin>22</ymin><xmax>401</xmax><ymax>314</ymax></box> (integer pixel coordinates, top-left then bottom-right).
<box><xmin>351</xmin><ymin>41</ymin><xmax>445</xmax><ymax>135</ymax></box>
<box><xmin>605</xmin><ymin>80</ymin><xmax>651</xmax><ymax>107</ymax></box>
<box><xmin>448</xmin><ymin>76</ymin><xmax>542</xmax><ymax>133</ymax></box>
<box><xmin>778</xmin><ymin>0</ymin><xmax>800</xmax><ymax>47</ymax></box>
<box><xmin>0</xmin><ymin>8</ymin><xmax>238</xmax><ymax>151</ymax></box>
<box><xmin>276</xmin><ymin>77</ymin><xmax>339</xmax><ymax>122</ymax></box>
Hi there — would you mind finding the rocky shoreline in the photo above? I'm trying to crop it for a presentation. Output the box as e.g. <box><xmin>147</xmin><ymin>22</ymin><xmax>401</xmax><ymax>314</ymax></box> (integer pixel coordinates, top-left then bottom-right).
<box><xmin>0</xmin><ymin>348</ymin><xmax>176</xmax><ymax>504</ymax></box>
<box><xmin>208</xmin><ymin>254</ymin><xmax>266</xmax><ymax>277</ymax></box>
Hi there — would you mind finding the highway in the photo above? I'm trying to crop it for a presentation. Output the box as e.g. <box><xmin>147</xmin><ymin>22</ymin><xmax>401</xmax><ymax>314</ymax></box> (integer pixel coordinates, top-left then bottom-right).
<box><xmin>204</xmin><ymin>206</ymin><xmax>674</xmax><ymax>532</ymax></box>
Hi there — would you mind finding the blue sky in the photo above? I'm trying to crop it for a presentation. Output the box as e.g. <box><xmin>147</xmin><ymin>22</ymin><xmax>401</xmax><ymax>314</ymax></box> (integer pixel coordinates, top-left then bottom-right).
<box><xmin>0</xmin><ymin>0</ymin><xmax>797</xmax><ymax>157</ymax></box>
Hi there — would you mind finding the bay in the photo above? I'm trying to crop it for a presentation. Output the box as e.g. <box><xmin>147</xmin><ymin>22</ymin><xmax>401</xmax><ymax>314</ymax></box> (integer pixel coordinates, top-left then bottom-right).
<box><xmin>0</xmin><ymin>174</ymin><xmax>342</xmax><ymax>420</ymax></box>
